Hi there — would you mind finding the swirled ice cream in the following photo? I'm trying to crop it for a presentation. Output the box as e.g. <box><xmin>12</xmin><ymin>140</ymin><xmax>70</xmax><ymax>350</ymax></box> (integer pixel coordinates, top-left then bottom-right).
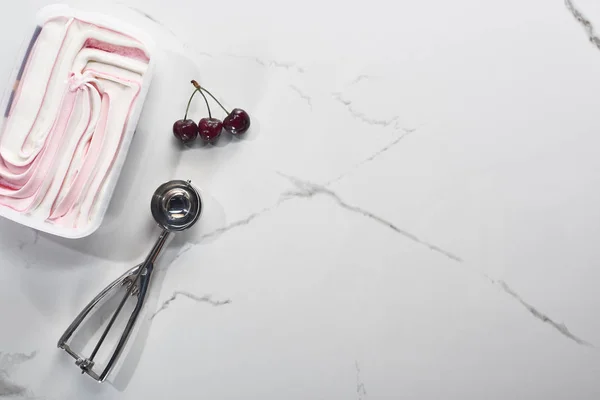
<box><xmin>0</xmin><ymin>16</ymin><xmax>150</xmax><ymax>231</ymax></box>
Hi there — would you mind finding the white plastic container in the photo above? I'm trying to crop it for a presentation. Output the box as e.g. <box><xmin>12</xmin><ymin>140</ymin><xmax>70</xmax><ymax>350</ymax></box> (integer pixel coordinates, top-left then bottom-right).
<box><xmin>0</xmin><ymin>4</ymin><xmax>155</xmax><ymax>239</ymax></box>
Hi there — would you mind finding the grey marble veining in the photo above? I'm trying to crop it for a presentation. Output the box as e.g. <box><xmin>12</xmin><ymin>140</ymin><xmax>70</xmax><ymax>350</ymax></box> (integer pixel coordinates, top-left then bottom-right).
<box><xmin>496</xmin><ymin>280</ymin><xmax>593</xmax><ymax>346</ymax></box>
<box><xmin>152</xmin><ymin>292</ymin><xmax>232</xmax><ymax>320</ymax></box>
<box><xmin>565</xmin><ymin>0</ymin><xmax>600</xmax><ymax>51</ymax></box>
<box><xmin>0</xmin><ymin>351</ymin><xmax>37</xmax><ymax>399</ymax></box>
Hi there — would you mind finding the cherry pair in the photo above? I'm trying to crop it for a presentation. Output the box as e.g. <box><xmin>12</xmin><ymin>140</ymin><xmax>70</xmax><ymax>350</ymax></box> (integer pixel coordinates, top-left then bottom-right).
<box><xmin>173</xmin><ymin>80</ymin><xmax>251</xmax><ymax>144</ymax></box>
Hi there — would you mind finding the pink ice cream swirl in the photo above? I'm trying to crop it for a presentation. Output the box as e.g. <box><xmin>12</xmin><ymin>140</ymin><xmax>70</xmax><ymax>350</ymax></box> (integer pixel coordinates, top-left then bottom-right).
<box><xmin>0</xmin><ymin>16</ymin><xmax>150</xmax><ymax>229</ymax></box>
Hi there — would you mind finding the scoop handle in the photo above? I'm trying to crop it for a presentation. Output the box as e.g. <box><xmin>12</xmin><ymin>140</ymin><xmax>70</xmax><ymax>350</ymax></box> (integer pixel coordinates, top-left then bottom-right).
<box><xmin>57</xmin><ymin>229</ymin><xmax>171</xmax><ymax>382</ymax></box>
<box><xmin>57</xmin><ymin>263</ymin><xmax>142</xmax><ymax>349</ymax></box>
<box><xmin>98</xmin><ymin>259</ymin><xmax>155</xmax><ymax>381</ymax></box>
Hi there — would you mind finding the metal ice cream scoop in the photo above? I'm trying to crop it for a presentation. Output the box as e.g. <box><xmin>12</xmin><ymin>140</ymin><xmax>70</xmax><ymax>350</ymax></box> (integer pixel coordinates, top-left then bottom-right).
<box><xmin>58</xmin><ymin>180</ymin><xmax>202</xmax><ymax>382</ymax></box>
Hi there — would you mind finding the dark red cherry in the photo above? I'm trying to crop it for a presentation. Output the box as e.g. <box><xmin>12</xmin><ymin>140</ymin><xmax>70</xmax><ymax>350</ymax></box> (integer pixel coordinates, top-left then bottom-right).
<box><xmin>173</xmin><ymin>119</ymin><xmax>198</xmax><ymax>143</ymax></box>
<box><xmin>223</xmin><ymin>108</ymin><xmax>251</xmax><ymax>135</ymax></box>
<box><xmin>198</xmin><ymin>118</ymin><xmax>223</xmax><ymax>142</ymax></box>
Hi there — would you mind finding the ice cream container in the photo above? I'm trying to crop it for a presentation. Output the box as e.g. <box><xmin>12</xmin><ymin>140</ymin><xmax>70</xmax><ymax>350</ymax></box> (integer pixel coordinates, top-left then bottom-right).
<box><xmin>0</xmin><ymin>4</ymin><xmax>156</xmax><ymax>238</ymax></box>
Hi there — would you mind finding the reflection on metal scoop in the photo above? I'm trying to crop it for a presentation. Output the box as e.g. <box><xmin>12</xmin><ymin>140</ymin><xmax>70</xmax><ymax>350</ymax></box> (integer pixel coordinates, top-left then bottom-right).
<box><xmin>152</xmin><ymin>180</ymin><xmax>201</xmax><ymax>232</ymax></box>
<box><xmin>57</xmin><ymin>180</ymin><xmax>202</xmax><ymax>382</ymax></box>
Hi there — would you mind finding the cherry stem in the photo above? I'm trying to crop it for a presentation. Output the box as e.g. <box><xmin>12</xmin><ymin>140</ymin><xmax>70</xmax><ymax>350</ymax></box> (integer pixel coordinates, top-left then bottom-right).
<box><xmin>191</xmin><ymin>80</ymin><xmax>230</xmax><ymax>115</ymax></box>
<box><xmin>183</xmin><ymin>88</ymin><xmax>197</xmax><ymax>120</ymax></box>
<box><xmin>198</xmin><ymin>89</ymin><xmax>212</xmax><ymax>119</ymax></box>
<box><xmin>201</xmin><ymin>87</ymin><xmax>230</xmax><ymax>115</ymax></box>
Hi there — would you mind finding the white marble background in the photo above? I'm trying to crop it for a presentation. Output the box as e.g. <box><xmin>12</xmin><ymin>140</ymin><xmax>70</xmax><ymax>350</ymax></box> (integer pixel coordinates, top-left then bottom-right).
<box><xmin>1</xmin><ymin>0</ymin><xmax>600</xmax><ymax>399</ymax></box>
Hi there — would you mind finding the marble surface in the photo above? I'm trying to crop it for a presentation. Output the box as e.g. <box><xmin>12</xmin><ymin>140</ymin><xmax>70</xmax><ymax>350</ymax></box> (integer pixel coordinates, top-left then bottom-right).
<box><xmin>2</xmin><ymin>0</ymin><xmax>600</xmax><ymax>398</ymax></box>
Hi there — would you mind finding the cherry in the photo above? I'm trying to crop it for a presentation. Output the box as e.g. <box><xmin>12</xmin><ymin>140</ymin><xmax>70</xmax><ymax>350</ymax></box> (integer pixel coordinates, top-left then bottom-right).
<box><xmin>173</xmin><ymin>82</ymin><xmax>206</xmax><ymax>144</ymax></box>
<box><xmin>223</xmin><ymin>108</ymin><xmax>251</xmax><ymax>135</ymax></box>
<box><xmin>189</xmin><ymin>80</ymin><xmax>223</xmax><ymax>143</ymax></box>
<box><xmin>199</xmin><ymin>118</ymin><xmax>223</xmax><ymax>142</ymax></box>
<box><xmin>173</xmin><ymin>119</ymin><xmax>198</xmax><ymax>143</ymax></box>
